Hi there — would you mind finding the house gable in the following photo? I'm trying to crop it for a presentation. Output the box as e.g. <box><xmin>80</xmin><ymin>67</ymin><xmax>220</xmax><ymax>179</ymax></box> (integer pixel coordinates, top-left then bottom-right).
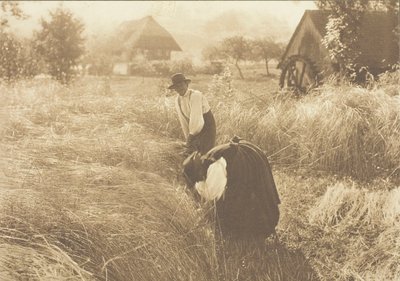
<box><xmin>280</xmin><ymin>10</ymin><xmax>399</xmax><ymax>74</ymax></box>
<box><xmin>111</xmin><ymin>15</ymin><xmax>182</xmax><ymax>61</ymax></box>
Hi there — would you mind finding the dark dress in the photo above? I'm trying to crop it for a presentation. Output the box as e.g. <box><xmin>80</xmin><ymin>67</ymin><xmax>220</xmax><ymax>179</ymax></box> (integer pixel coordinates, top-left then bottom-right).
<box><xmin>183</xmin><ymin>136</ymin><xmax>280</xmax><ymax>239</ymax></box>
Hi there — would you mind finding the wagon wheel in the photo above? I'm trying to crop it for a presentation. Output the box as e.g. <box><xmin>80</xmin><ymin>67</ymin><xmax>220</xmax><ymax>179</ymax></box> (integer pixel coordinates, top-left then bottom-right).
<box><xmin>279</xmin><ymin>55</ymin><xmax>318</xmax><ymax>95</ymax></box>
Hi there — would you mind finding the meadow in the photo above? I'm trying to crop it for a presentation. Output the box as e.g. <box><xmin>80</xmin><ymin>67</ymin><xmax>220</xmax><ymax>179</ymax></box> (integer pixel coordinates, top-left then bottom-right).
<box><xmin>0</xmin><ymin>65</ymin><xmax>399</xmax><ymax>281</ymax></box>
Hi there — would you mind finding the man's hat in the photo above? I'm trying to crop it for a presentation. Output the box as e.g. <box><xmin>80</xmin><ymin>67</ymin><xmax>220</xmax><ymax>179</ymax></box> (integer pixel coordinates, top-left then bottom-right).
<box><xmin>168</xmin><ymin>73</ymin><xmax>191</xmax><ymax>89</ymax></box>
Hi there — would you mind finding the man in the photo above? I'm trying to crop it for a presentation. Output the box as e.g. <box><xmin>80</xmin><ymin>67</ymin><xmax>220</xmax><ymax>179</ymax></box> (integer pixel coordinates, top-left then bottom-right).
<box><xmin>183</xmin><ymin>136</ymin><xmax>280</xmax><ymax>240</ymax></box>
<box><xmin>168</xmin><ymin>73</ymin><xmax>216</xmax><ymax>155</ymax></box>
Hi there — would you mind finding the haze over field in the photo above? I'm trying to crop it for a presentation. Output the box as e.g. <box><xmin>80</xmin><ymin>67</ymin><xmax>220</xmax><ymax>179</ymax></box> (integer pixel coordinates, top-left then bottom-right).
<box><xmin>10</xmin><ymin>1</ymin><xmax>316</xmax><ymax>60</ymax></box>
<box><xmin>1</xmin><ymin>1</ymin><xmax>399</xmax><ymax>280</ymax></box>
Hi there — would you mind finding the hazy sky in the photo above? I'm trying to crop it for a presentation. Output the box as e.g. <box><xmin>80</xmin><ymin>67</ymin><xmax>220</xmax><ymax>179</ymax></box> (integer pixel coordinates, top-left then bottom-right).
<box><xmin>13</xmin><ymin>1</ymin><xmax>316</xmax><ymax>35</ymax></box>
<box><xmin>10</xmin><ymin>1</ymin><xmax>317</xmax><ymax>60</ymax></box>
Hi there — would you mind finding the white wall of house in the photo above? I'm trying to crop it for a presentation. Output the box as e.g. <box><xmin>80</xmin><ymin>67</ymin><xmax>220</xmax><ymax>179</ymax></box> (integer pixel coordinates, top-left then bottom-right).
<box><xmin>113</xmin><ymin>63</ymin><xmax>129</xmax><ymax>75</ymax></box>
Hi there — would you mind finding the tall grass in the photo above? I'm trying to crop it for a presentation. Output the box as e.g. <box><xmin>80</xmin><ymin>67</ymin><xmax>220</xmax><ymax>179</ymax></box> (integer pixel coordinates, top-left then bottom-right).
<box><xmin>211</xmin><ymin>75</ymin><xmax>400</xmax><ymax>181</ymax></box>
<box><xmin>1</xmin><ymin>72</ymin><xmax>399</xmax><ymax>280</ymax></box>
<box><xmin>0</xmin><ymin>78</ymin><xmax>216</xmax><ymax>280</ymax></box>
<box><xmin>0</xmin><ymin>180</ymin><xmax>218</xmax><ymax>281</ymax></box>
<box><xmin>0</xmin><ymin>77</ymin><xmax>318</xmax><ymax>280</ymax></box>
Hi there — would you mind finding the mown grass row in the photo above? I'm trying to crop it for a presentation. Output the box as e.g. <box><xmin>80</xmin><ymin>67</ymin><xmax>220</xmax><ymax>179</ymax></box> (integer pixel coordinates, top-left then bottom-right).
<box><xmin>306</xmin><ymin>182</ymin><xmax>400</xmax><ymax>280</ymax></box>
<box><xmin>135</xmin><ymin>70</ymin><xmax>400</xmax><ymax>280</ymax></box>
<box><xmin>0</xmin><ymin>78</ymin><xmax>216</xmax><ymax>281</ymax></box>
<box><xmin>1</xmin><ymin>71</ymin><xmax>399</xmax><ymax>280</ymax></box>
<box><xmin>0</xmin><ymin>77</ymin><xmax>317</xmax><ymax>281</ymax></box>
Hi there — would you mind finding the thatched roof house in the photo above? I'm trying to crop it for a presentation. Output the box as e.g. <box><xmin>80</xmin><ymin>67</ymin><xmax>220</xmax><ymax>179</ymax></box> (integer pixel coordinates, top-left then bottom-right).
<box><xmin>279</xmin><ymin>10</ymin><xmax>399</xmax><ymax>80</ymax></box>
<box><xmin>112</xmin><ymin>15</ymin><xmax>182</xmax><ymax>62</ymax></box>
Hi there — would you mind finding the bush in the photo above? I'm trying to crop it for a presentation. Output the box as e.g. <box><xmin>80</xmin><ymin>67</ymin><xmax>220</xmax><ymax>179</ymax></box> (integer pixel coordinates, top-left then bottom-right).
<box><xmin>118</xmin><ymin>59</ymin><xmax>196</xmax><ymax>77</ymax></box>
<box><xmin>129</xmin><ymin>59</ymin><xmax>157</xmax><ymax>76</ymax></box>
<box><xmin>0</xmin><ymin>32</ymin><xmax>21</xmax><ymax>80</ymax></box>
<box><xmin>152</xmin><ymin>61</ymin><xmax>171</xmax><ymax>76</ymax></box>
<box><xmin>86</xmin><ymin>55</ymin><xmax>113</xmax><ymax>76</ymax></box>
<box><xmin>208</xmin><ymin>65</ymin><xmax>234</xmax><ymax>98</ymax></box>
<box><xmin>18</xmin><ymin>41</ymin><xmax>43</xmax><ymax>78</ymax></box>
<box><xmin>170</xmin><ymin>58</ymin><xmax>194</xmax><ymax>75</ymax></box>
<box><xmin>196</xmin><ymin>61</ymin><xmax>225</xmax><ymax>75</ymax></box>
<box><xmin>0</xmin><ymin>32</ymin><xmax>41</xmax><ymax>81</ymax></box>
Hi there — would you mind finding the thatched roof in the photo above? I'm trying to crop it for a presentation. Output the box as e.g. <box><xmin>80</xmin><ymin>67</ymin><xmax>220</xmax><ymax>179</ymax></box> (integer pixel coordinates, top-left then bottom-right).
<box><xmin>114</xmin><ymin>15</ymin><xmax>182</xmax><ymax>52</ymax></box>
<box><xmin>280</xmin><ymin>10</ymin><xmax>399</xmax><ymax>70</ymax></box>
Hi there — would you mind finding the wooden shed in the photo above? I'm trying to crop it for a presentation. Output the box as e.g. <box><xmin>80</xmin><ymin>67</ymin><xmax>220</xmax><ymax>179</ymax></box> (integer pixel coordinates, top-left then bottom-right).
<box><xmin>279</xmin><ymin>10</ymin><xmax>399</xmax><ymax>92</ymax></box>
<box><xmin>111</xmin><ymin>15</ymin><xmax>182</xmax><ymax>62</ymax></box>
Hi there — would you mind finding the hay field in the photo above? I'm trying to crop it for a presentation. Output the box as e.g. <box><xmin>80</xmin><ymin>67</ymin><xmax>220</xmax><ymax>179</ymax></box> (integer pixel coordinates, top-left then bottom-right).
<box><xmin>0</xmin><ymin>69</ymin><xmax>399</xmax><ymax>280</ymax></box>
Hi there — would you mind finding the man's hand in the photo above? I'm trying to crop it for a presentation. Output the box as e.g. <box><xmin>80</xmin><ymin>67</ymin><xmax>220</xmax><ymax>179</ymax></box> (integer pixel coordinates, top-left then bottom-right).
<box><xmin>186</xmin><ymin>134</ymin><xmax>200</xmax><ymax>153</ymax></box>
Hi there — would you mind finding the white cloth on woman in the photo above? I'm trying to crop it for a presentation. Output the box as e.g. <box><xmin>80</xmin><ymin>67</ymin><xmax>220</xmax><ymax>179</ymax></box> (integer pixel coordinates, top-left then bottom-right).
<box><xmin>195</xmin><ymin>157</ymin><xmax>227</xmax><ymax>201</ymax></box>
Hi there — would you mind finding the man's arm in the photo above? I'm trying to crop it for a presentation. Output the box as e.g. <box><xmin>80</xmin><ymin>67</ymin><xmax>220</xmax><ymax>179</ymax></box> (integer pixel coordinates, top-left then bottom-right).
<box><xmin>188</xmin><ymin>91</ymin><xmax>205</xmax><ymax>136</ymax></box>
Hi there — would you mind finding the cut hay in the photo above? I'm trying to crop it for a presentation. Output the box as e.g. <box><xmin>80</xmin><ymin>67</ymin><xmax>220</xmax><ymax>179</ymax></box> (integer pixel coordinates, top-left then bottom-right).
<box><xmin>0</xmin><ymin>175</ymin><xmax>217</xmax><ymax>281</ymax></box>
<box><xmin>2</xmin><ymin>72</ymin><xmax>399</xmax><ymax>281</ymax></box>
<box><xmin>307</xmin><ymin>182</ymin><xmax>400</xmax><ymax>280</ymax></box>
<box><xmin>0</xmin><ymin>243</ymin><xmax>94</xmax><ymax>281</ymax></box>
<box><xmin>309</xmin><ymin>183</ymin><xmax>400</xmax><ymax>228</ymax></box>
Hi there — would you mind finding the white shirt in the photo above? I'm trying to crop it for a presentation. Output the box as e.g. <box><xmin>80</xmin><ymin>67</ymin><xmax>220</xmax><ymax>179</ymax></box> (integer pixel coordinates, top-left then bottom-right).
<box><xmin>195</xmin><ymin>157</ymin><xmax>227</xmax><ymax>201</ymax></box>
<box><xmin>175</xmin><ymin>89</ymin><xmax>211</xmax><ymax>138</ymax></box>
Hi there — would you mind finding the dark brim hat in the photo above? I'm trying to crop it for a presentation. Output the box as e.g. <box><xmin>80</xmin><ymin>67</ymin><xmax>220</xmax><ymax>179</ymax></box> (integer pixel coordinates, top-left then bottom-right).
<box><xmin>168</xmin><ymin>73</ymin><xmax>191</xmax><ymax>89</ymax></box>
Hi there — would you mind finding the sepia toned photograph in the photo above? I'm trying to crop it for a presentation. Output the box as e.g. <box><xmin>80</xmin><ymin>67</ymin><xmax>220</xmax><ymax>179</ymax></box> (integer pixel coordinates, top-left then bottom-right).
<box><xmin>0</xmin><ymin>1</ymin><xmax>399</xmax><ymax>280</ymax></box>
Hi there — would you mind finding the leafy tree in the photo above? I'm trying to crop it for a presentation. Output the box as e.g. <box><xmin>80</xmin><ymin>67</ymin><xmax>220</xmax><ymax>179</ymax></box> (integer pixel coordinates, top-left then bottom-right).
<box><xmin>18</xmin><ymin>39</ymin><xmax>42</xmax><ymax>78</ymax></box>
<box><xmin>202</xmin><ymin>45</ymin><xmax>228</xmax><ymax>63</ymax></box>
<box><xmin>82</xmin><ymin>33</ymin><xmax>116</xmax><ymax>76</ymax></box>
<box><xmin>0</xmin><ymin>0</ymin><xmax>26</xmax><ymax>29</ymax></box>
<box><xmin>250</xmin><ymin>38</ymin><xmax>285</xmax><ymax>75</ymax></box>
<box><xmin>315</xmin><ymin>0</ymin><xmax>399</xmax><ymax>79</ymax></box>
<box><xmin>367</xmin><ymin>0</ymin><xmax>399</xmax><ymax>11</ymax></box>
<box><xmin>0</xmin><ymin>31</ymin><xmax>20</xmax><ymax>80</ymax></box>
<box><xmin>315</xmin><ymin>0</ymin><xmax>369</xmax><ymax>77</ymax></box>
<box><xmin>34</xmin><ymin>7</ymin><xmax>85</xmax><ymax>84</ymax></box>
<box><xmin>0</xmin><ymin>33</ymin><xmax>40</xmax><ymax>80</ymax></box>
<box><xmin>83</xmin><ymin>54</ymin><xmax>113</xmax><ymax>76</ymax></box>
<box><xmin>220</xmin><ymin>36</ymin><xmax>250</xmax><ymax>79</ymax></box>
<box><xmin>0</xmin><ymin>1</ymin><xmax>36</xmax><ymax>81</ymax></box>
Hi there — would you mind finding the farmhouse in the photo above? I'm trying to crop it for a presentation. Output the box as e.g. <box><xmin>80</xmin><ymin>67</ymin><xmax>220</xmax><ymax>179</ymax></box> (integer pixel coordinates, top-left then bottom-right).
<box><xmin>279</xmin><ymin>10</ymin><xmax>399</xmax><ymax>91</ymax></box>
<box><xmin>111</xmin><ymin>15</ymin><xmax>182</xmax><ymax>75</ymax></box>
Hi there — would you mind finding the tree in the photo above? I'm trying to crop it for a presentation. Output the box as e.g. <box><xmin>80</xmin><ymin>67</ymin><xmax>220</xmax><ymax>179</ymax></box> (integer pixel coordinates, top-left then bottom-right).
<box><xmin>0</xmin><ymin>31</ymin><xmax>21</xmax><ymax>80</ymax></box>
<box><xmin>315</xmin><ymin>0</ymin><xmax>399</xmax><ymax>79</ymax></box>
<box><xmin>202</xmin><ymin>45</ymin><xmax>228</xmax><ymax>63</ymax></box>
<box><xmin>1</xmin><ymin>1</ymin><xmax>26</xmax><ymax>29</ymax></box>
<box><xmin>34</xmin><ymin>7</ymin><xmax>85</xmax><ymax>84</ymax></box>
<box><xmin>367</xmin><ymin>0</ymin><xmax>399</xmax><ymax>11</ymax></box>
<box><xmin>220</xmin><ymin>36</ymin><xmax>250</xmax><ymax>79</ymax></box>
<box><xmin>18</xmin><ymin>38</ymin><xmax>42</xmax><ymax>78</ymax></box>
<box><xmin>0</xmin><ymin>1</ymin><xmax>35</xmax><ymax>81</ymax></box>
<box><xmin>82</xmin><ymin>53</ymin><xmax>113</xmax><ymax>76</ymax></box>
<box><xmin>83</xmin><ymin>36</ymin><xmax>114</xmax><ymax>76</ymax></box>
<box><xmin>250</xmin><ymin>38</ymin><xmax>285</xmax><ymax>75</ymax></box>
<box><xmin>0</xmin><ymin>33</ymin><xmax>41</xmax><ymax>80</ymax></box>
<box><xmin>315</xmin><ymin>0</ymin><xmax>370</xmax><ymax>78</ymax></box>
